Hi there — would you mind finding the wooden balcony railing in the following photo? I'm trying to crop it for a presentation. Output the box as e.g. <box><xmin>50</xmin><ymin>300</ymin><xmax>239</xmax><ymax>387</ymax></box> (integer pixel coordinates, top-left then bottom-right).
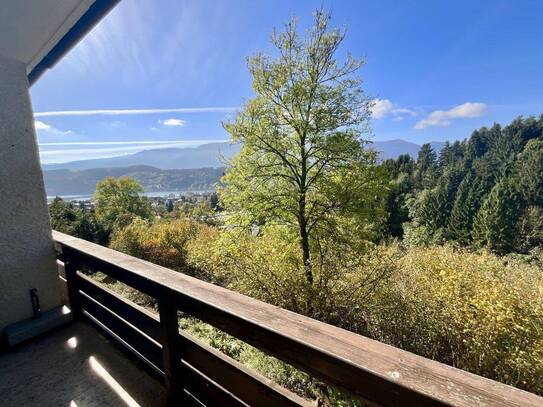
<box><xmin>53</xmin><ymin>231</ymin><xmax>542</xmax><ymax>407</ymax></box>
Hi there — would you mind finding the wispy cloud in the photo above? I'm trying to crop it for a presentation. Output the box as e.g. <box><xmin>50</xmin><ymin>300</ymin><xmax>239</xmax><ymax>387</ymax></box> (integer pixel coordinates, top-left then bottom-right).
<box><xmin>160</xmin><ymin>118</ymin><xmax>186</xmax><ymax>127</ymax></box>
<box><xmin>59</xmin><ymin>0</ymin><xmax>233</xmax><ymax>89</ymax></box>
<box><xmin>415</xmin><ymin>102</ymin><xmax>487</xmax><ymax>129</ymax></box>
<box><xmin>34</xmin><ymin>107</ymin><xmax>238</xmax><ymax>117</ymax></box>
<box><xmin>371</xmin><ymin>99</ymin><xmax>418</xmax><ymax>120</ymax></box>
<box><xmin>108</xmin><ymin>120</ymin><xmax>126</xmax><ymax>129</ymax></box>
<box><xmin>34</xmin><ymin>120</ymin><xmax>75</xmax><ymax>136</ymax></box>
<box><xmin>39</xmin><ymin>140</ymin><xmax>200</xmax><ymax>146</ymax></box>
<box><xmin>39</xmin><ymin>139</ymin><xmax>228</xmax><ymax>164</ymax></box>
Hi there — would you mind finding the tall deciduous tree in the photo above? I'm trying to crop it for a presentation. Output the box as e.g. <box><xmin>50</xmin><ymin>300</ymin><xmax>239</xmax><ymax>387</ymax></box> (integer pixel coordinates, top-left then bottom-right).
<box><xmin>219</xmin><ymin>9</ymin><xmax>387</xmax><ymax>287</ymax></box>
<box><xmin>94</xmin><ymin>177</ymin><xmax>152</xmax><ymax>234</ymax></box>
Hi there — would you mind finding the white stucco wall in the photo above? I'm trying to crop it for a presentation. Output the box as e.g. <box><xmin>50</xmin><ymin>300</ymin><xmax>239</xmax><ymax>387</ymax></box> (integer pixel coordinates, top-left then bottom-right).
<box><xmin>0</xmin><ymin>54</ymin><xmax>60</xmax><ymax>333</ymax></box>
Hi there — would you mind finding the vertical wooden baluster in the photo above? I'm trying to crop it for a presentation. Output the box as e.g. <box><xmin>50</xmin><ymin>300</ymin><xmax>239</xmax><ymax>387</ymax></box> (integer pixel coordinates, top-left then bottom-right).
<box><xmin>159</xmin><ymin>292</ymin><xmax>184</xmax><ymax>405</ymax></box>
<box><xmin>64</xmin><ymin>258</ymin><xmax>82</xmax><ymax>320</ymax></box>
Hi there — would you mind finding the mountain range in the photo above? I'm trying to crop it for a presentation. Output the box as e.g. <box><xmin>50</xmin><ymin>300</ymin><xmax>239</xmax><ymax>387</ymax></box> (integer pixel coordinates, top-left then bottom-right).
<box><xmin>42</xmin><ymin>140</ymin><xmax>446</xmax><ymax>196</ymax></box>
<box><xmin>43</xmin><ymin>140</ymin><xmax>446</xmax><ymax>172</ymax></box>
<box><xmin>43</xmin><ymin>142</ymin><xmax>239</xmax><ymax>172</ymax></box>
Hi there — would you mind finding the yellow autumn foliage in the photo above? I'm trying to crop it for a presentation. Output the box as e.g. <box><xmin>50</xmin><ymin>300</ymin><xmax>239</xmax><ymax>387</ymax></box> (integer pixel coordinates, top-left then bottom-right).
<box><xmin>189</xmin><ymin>233</ymin><xmax>543</xmax><ymax>394</ymax></box>
<box><xmin>366</xmin><ymin>245</ymin><xmax>543</xmax><ymax>394</ymax></box>
<box><xmin>109</xmin><ymin>219</ymin><xmax>543</xmax><ymax>396</ymax></box>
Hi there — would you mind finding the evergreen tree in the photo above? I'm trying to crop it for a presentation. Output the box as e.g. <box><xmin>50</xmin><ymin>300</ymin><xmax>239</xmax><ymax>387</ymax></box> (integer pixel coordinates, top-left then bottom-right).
<box><xmin>449</xmin><ymin>141</ymin><xmax>464</xmax><ymax>163</ymax></box>
<box><xmin>384</xmin><ymin>173</ymin><xmax>412</xmax><ymax>237</ymax></box>
<box><xmin>473</xmin><ymin>180</ymin><xmax>524</xmax><ymax>254</ymax></box>
<box><xmin>447</xmin><ymin>171</ymin><xmax>476</xmax><ymax>243</ymax></box>
<box><xmin>438</xmin><ymin>141</ymin><xmax>451</xmax><ymax>167</ymax></box>
<box><xmin>416</xmin><ymin>144</ymin><xmax>437</xmax><ymax>189</ymax></box>
<box><xmin>417</xmin><ymin>143</ymin><xmax>436</xmax><ymax>172</ymax></box>
<box><xmin>514</xmin><ymin>139</ymin><xmax>543</xmax><ymax>206</ymax></box>
<box><xmin>514</xmin><ymin>206</ymin><xmax>543</xmax><ymax>253</ymax></box>
<box><xmin>466</xmin><ymin>129</ymin><xmax>489</xmax><ymax>159</ymax></box>
<box><xmin>384</xmin><ymin>115</ymin><xmax>542</xmax><ymax>254</ymax></box>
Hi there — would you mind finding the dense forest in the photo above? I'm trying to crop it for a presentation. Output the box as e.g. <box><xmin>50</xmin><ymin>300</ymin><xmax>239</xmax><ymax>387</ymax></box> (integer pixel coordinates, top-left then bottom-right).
<box><xmin>49</xmin><ymin>10</ymin><xmax>543</xmax><ymax>405</ymax></box>
<box><xmin>384</xmin><ymin>115</ymin><xmax>543</xmax><ymax>255</ymax></box>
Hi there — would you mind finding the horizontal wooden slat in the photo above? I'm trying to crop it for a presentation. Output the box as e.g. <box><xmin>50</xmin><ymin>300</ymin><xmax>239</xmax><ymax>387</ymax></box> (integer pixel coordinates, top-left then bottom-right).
<box><xmin>54</xmin><ymin>231</ymin><xmax>543</xmax><ymax>407</ymax></box>
<box><xmin>78</xmin><ymin>291</ymin><xmax>164</xmax><ymax>371</ymax></box>
<box><xmin>177</xmin><ymin>332</ymin><xmax>309</xmax><ymax>407</ymax></box>
<box><xmin>180</xmin><ymin>362</ymin><xmax>247</xmax><ymax>407</ymax></box>
<box><xmin>76</xmin><ymin>272</ymin><xmax>162</xmax><ymax>342</ymax></box>
<box><xmin>73</xmin><ymin>268</ymin><xmax>303</xmax><ymax>405</ymax></box>
<box><xmin>81</xmin><ymin>294</ymin><xmax>245</xmax><ymax>407</ymax></box>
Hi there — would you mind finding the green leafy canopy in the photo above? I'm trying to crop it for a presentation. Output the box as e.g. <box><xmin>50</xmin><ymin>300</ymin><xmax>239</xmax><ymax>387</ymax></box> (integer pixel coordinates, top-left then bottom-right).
<box><xmin>219</xmin><ymin>9</ymin><xmax>388</xmax><ymax>288</ymax></box>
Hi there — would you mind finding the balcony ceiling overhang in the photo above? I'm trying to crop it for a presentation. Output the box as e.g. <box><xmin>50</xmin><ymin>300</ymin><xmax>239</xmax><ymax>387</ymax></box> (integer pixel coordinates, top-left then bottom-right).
<box><xmin>0</xmin><ymin>0</ymin><xmax>119</xmax><ymax>85</ymax></box>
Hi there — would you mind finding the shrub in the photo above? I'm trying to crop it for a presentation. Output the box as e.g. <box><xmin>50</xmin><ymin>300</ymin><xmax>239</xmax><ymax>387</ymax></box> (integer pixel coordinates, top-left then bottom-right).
<box><xmin>191</xmin><ymin>238</ymin><xmax>543</xmax><ymax>396</ymax></box>
<box><xmin>110</xmin><ymin>219</ymin><xmax>543</xmax><ymax>398</ymax></box>
<box><xmin>187</xmin><ymin>225</ymin><xmax>393</xmax><ymax>328</ymax></box>
<box><xmin>365</xmin><ymin>245</ymin><xmax>543</xmax><ymax>394</ymax></box>
<box><xmin>110</xmin><ymin>218</ymin><xmax>216</xmax><ymax>280</ymax></box>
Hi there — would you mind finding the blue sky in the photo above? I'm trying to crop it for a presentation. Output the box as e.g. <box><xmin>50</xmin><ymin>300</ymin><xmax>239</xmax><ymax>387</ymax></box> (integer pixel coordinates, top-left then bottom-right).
<box><xmin>31</xmin><ymin>0</ymin><xmax>543</xmax><ymax>163</ymax></box>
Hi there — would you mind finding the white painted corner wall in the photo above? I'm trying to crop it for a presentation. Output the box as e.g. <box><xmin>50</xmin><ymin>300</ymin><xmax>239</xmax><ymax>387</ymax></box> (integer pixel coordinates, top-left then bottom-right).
<box><xmin>0</xmin><ymin>53</ymin><xmax>60</xmax><ymax>333</ymax></box>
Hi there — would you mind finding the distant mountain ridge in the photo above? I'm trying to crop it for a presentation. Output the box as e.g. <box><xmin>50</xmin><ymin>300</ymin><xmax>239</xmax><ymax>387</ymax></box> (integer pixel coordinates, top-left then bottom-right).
<box><xmin>43</xmin><ymin>142</ymin><xmax>240</xmax><ymax>171</ymax></box>
<box><xmin>43</xmin><ymin>140</ymin><xmax>446</xmax><ymax>171</ymax></box>
<box><xmin>372</xmin><ymin>139</ymin><xmax>446</xmax><ymax>160</ymax></box>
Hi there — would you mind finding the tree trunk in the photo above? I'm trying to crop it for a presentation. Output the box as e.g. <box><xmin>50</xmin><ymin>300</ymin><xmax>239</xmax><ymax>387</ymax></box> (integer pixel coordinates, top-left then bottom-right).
<box><xmin>298</xmin><ymin>194</ymin><xmax>314</xmax><ymax>315</ymax></box>
<box><xmin>298</xmin><ymin>133</ymin><xmax>313</xmax><ymax>314</ymax></box>
<box><xmin>298</xmin><ymin>194</ymin><xmax>313</xmax><ymax>286</ymax></box>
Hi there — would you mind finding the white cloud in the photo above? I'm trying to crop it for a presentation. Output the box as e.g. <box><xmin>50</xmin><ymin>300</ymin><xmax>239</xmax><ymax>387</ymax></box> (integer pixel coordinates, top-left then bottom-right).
<box><xmin>108</xmin><ymin>120</ymin><xmax>125</xmax><ymax>129</ymax></box>
<box><xmin>415</xmin><ymin>102</ymin><xmax>487</xmax><ymax>130</ymax></box>
<box><xmin>34</xmin><ymin>121</ymin><xmax>51</xmax><ymax>130</ymax></box>
<box><xmin>370</xmin><ymin>99</ymin><xmax>394</xmax><ymax>119</ymax></box>
<box><xmin>371</xmin><ymin>99</ymin><xmax>418</xmax><ymax>120</ymax></box>
<box><xmin>34</xmin><ymin>106</ymin><xmax>238</xmax><ymax>117</ymax></box>
<box><xmin>160</xmin><ymin>118</ymin><xmax>186</xmax><ymax>127</ymax></box>
<box><xmin>34</xmin><ymin>120</ymin><xmax>74</xmax><ymax>136</ymax></box>
<box><xmin>392</xmin><ymin>107</ymin><xmax>417</xmax><ymax>117</ymax></box>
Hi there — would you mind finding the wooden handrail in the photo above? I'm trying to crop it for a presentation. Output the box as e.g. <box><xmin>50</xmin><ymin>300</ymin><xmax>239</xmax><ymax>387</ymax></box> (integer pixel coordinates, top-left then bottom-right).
<box><xmin>53</xmin><ymin>231</ymin><xmax>543</xmax><ymax>407</ymax></box>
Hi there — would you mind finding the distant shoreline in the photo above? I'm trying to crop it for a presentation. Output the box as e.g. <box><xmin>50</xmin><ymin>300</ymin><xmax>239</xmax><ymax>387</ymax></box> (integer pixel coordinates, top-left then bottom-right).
<box><xmin>47</xmin><ymin>189</ymin><xmax>215</xmax><ymax>202</ymax></box>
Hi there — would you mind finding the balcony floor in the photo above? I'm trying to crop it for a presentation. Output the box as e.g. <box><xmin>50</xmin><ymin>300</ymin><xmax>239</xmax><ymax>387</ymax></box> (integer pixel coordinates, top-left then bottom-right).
<box><xmin>0</xmin><ymin>321</ymin><xmax>166</xmax><ymax>407</ymax></box>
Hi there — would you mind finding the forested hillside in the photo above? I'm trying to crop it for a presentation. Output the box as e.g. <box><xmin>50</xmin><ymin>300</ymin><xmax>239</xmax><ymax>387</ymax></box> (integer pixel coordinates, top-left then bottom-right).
<box><xmin>384</xmin><ymin>115</ymin><xmax>543</xmax><ymax>254</ymax></box>
<box><xmin>44</xmin><ymin>166</ymin><xmax>223</xmax><ymax>196</ymax></box>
